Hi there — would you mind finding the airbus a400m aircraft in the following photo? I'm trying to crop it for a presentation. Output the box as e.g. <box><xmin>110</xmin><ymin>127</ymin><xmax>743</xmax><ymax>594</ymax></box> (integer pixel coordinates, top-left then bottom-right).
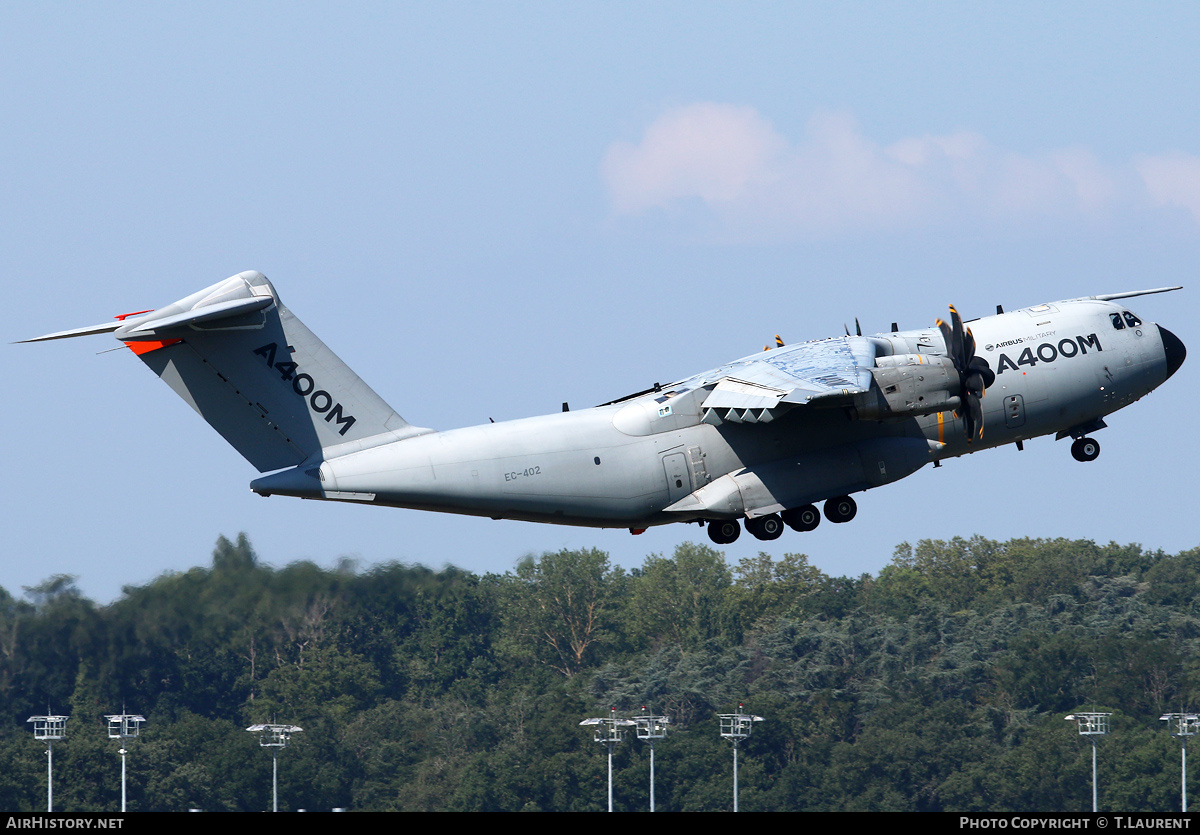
<box><xmin>24</xmin><ymin>272</ymin><xmax>1185</xmax><ymax>545</ymax></box>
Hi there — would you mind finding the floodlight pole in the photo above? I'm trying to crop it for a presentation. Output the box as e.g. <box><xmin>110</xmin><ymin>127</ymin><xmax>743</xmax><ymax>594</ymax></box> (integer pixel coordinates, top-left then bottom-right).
<box><xmin>580</xmin><ymin>707</ymin><xmax>634</xmax><ymax>812</ymax></box>
<box><xmin>27</xmin><ymin>714</ymin><xmax>68</xmax><ymax>813</ymax></box>
<box><xmin>247</xmin><ymin>723</ymin><xmax>303</xmax><ymax>812</ymax></box>
<box><xmin>633</xmin><ymin>707</ymin><xmax>670</xmax><ymax>812</ymax></box>
<box><xmin>1160</xmin><ymin>712</ymin><xmax>1199</xmax><ymax>812</ymax></box>
<box><xmin>106</xmin><ymin>713</ymin><xmax>145</xmax><ymax>813</ymax></box>
<box><xmin>718</xmin><ymin>704</ymin><xmax>764</xmax><ymax>812</ymax></box>
<box><xmin>1065</xmin><ymin>712</ymin><xmax>1110</xmax><ymax>812</ymax></box>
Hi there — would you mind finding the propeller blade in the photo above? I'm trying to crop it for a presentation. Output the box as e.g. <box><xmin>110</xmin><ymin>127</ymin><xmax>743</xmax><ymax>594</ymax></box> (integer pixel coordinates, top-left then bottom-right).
<box><xmin>962</xmin><ymin>327</ymin><xmax>976</xmax><ymax>363</ymax></box>
<box><xmin>949</xmin><ymin>306</ymin><xmax>966</xmax><ymax>370</ymax></box>
<box><xmin>965</xmin><ymin>369</ymin><xmax>986</xmax><ymax>399</ymax></box>
<box><xmin>968</xmin><ymin>395</ymin><xmax>985</xmax><ymax>440</ymax></box>
<box><xmin>937</xmin><ymin>317</ymin><xmax>953</xmax><ymax>357</ymax></box>
<box><xmin>970</xmin><ymin>356</ymin><xmax>996</xmax><ymax>390</ymax></box>
<box><xmin>938</xmin><ymin>305</ymin><xmax>995</xmax><ymax>442</ymax></box>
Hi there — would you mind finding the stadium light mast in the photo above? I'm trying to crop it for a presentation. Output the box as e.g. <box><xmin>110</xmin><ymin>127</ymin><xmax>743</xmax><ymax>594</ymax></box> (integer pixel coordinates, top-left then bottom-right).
<box><xmin>106</xmin><ymin>712</ymin><xmax>145</xmax><ymax>812</ymax></box>
<box><xmin>580</xmin><ymin>707</ymin><xmax>635</xmax><ymax>812</ymax></box>
<box><xmin>1065</xmin><ymin>712</ymin><xmax>1110</xmax><ymax>812</ymax></box>
<box><xmin>27</xmin><ymin>713</ymin><xmax>68</xmax><ymax>812</ymax></box>
<box><xmin>718</xmin><ymin>704</ymin><xmax>763</xmax><ymax>812</ymax></box>
<box><xmin>1160</xmin><ymin>712</ymin><xmax>1199</xmax><ymax>812</ymax></box>
<box><xmin>632</xmin><ymin>706</ymin><xmax>670</xmax><ymax>812</ymax></box>
<box><xmin>247</xmin><ymin>723</ymin><xmax>303</xmax><ymax>812</ymax></box>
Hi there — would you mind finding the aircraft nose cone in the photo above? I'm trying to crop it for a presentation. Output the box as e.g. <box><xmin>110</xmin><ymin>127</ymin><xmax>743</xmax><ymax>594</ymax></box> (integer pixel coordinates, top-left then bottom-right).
<box><xmin>1159</xmin><ymin>325</ymin><xmax>1186</xmax><ymax>380</ymax></box>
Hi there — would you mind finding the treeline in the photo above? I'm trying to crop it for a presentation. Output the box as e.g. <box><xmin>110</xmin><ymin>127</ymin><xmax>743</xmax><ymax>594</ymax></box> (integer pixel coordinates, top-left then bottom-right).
<box><xmin>2</xmin><ymin>533</ymin><xmax>1200</xmax><ymax>811</ymax></box>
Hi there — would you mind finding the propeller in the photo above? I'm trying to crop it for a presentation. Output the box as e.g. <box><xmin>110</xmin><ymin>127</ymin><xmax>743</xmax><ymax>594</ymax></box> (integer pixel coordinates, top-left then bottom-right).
<box><xmin>936</xmin><ymin>305</ymin><xmax>996</xmax><ymax>441</ymax></box>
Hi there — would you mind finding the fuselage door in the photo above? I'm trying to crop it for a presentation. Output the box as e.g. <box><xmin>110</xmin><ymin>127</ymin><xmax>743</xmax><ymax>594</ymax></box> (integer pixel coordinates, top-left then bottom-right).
<box><xmin>662</xmin><ymin>452</ymin><xmax>693</xmax><ymax>504</ymax></box>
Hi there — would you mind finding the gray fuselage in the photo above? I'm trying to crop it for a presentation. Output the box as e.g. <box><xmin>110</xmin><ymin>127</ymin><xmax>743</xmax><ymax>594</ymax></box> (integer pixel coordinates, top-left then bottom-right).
<box><xmin>250</xmin><ymin>297</ymin><xmax>1183</xmax><ymax>530</ymax></box>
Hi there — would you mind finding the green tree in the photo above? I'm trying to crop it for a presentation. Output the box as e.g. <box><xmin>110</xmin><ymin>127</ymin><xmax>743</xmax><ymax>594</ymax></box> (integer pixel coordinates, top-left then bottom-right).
<box><xmin>503</xmin><ymin>548</ymin><xmax>624</xmax><ymax>675</ymax></box>
<box><xmin>729</xmin><ymin>550</ymin><xmax>827</xmax><ymax>631</ymax></box>
<box><xmin>626</xmin><ymin>542</ymin><xmax>732</xmax><ymax>649</ymax></box>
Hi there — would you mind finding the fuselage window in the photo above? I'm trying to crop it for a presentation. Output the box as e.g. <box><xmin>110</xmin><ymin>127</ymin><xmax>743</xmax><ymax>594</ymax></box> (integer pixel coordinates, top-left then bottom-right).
<box><xmin>1123</xmin><ymin>311</ymin><xmax>1142</xmax><ymax>327</ymax></box>
<box><xmin>1110</xmin><ymin>313</ymin><xmax>1125</xmax><ymax>330</ymax></box>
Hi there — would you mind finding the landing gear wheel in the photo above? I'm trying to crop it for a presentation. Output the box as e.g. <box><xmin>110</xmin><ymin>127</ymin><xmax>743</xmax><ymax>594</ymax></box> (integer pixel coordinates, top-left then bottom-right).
<box><xmin>782</xmin><ymin>504</ymin><xmax>821</xmax><ymax>532</ymax></box>
<box><xmin>707</xmin><ymin>519</ymin><xmax>741</xmax><ymax>545</ymax></box>
<box><xmin>1071</xmin><ymin>437</ymin><xmax>1100</xmax><ymax>462</ymax></box>
<box><xmin>746</xmin><ymin>514</ymin><xmax>784</xmax><ymax>541</ymax></box>
<box><xmin>823</xmin><ymin>495</ymin><xmax>857</xmax><ymax>524</ymax></box>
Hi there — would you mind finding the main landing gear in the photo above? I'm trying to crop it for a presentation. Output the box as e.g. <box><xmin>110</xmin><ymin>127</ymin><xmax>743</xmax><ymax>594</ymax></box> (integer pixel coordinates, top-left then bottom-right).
<box><xmin>1071</xmin><ymin>437</ymin><xmax>1100</xmax><ymax>462</ymax></box>
<box><xmin>707</xmin><ymin>519</ymin><xmax>741</xmax><ymax>545</ymax></box>
<box><xmin>782</xmin><ymin>504</ymin><xmax>821</xmax><ymax>532</ymax></box>
<box><xmin>745</xmin><ymin>514</ymin><xmax>784</xmax><ymax>541</ymax></box>
<box><xmin>823</xmin><ymin>495</ymin><xmax>857</xmax><ymax>524</ymax></box>
<box><xmin>706</xmin><ymin>495</ymin><xmax>857</xmax><ymax>544</ymax></box>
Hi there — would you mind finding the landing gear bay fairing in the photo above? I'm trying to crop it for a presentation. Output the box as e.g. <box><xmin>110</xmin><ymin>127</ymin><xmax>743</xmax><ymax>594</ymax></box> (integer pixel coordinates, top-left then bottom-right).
<box><xmin>24</xmin><ymin>272</ymin><xmax>1185</xmax><ymax>545</ymax></box>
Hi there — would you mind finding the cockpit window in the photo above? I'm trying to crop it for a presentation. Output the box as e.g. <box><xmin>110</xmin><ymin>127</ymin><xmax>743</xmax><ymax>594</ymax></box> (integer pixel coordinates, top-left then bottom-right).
<box><xmin>1123</xmin><ymin>311</ymin><xmax>1142</xmax><ymax>327</ymax></box>
<box><xmin>1110</xmin><ymin>313</ymin><xmax>1125</xmax><ymax>330</ymax></box>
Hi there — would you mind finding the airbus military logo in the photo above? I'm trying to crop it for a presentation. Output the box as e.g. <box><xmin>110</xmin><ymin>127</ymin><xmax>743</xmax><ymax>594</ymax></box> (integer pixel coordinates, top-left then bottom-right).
<box><xmin>995</xmin><ymin>334</ymin><xmax>1103</xmax><ymax>374</ymax></box>
<box><xmin>253</xmin><ymin>342</ymin><xmax>357</xmax><ymax>434</ymax></box>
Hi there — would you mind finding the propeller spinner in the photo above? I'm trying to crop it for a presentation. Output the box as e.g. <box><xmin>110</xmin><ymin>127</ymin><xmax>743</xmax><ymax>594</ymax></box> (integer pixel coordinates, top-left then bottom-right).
<box><xmin>936</xmin><ymin>305</ymin><xmax>996</xmax><ymax>441</ymax></box>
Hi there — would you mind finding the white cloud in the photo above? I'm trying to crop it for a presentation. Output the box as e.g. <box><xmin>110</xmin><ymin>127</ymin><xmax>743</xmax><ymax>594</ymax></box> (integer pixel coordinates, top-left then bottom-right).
<box><xmin>1137</xmin><ymin>152</ymin><xmax>1200</xmax><ymax>224</ymax></box>
<box><xmin>603</xmin><ymin>104</ymin><xmax>1198</xmax><ymax>238</ymax></box>
<box><xmin>602</xmin><ymin>103</ymin><xmax>787</xmax><ymax>213</ymax></box>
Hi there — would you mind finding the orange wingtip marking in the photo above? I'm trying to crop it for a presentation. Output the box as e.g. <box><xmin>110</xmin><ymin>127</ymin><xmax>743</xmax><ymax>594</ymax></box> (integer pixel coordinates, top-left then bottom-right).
<box><xmin>123</xmin><ymin>339</ymin><xmax>181</xmax><ymax>356</ymax></box>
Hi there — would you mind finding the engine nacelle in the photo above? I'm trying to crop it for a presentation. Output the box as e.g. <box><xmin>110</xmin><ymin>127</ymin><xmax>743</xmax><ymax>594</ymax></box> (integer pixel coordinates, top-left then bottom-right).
<box><xmin>851</xmin><ymin>354</ymin><xmax>960</xmax><ymax>420</ymax></box>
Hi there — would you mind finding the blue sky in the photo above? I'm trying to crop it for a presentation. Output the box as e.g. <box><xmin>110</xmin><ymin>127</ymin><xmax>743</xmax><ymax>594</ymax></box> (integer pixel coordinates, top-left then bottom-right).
<box><xmin>4</xmin><ymin>3</ymin><xmax>1199</xmax><ymax>603</ymax></box>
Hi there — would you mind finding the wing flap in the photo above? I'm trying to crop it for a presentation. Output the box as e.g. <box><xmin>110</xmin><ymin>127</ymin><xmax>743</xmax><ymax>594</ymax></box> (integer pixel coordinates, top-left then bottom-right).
<box><xmin>691</xmin><ymin>337</ymin><xmax>879</xmax><ymax>425</ymax></box>
<box><xmin>700</xmin><ymin>378</ymin><xmax>790</xmax><ymax>424</ymax></box>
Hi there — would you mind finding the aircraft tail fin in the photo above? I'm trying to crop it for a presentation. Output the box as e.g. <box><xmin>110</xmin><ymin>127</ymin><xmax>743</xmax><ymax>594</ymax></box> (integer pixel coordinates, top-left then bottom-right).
<box><xmin>23</xmin><ymin>271</ymin><xmax>431</xmax><ymax>472</ymax></box>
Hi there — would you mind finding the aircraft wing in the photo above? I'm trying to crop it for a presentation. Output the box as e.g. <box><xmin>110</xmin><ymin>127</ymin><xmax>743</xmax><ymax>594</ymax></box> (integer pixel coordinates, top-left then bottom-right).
<box><xmin>678</xmin><ymin>336</ymin><xmax>878</xmax><ymax>425</ymax></box>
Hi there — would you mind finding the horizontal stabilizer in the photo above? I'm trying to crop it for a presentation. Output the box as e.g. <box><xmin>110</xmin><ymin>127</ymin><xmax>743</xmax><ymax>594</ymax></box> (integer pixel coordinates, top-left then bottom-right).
<box><xmin>18</xmin><ymin>320</ymin><xmax>127</xmax><ymax>343</ymax></box>
<box><xmin>117</xmin><ymin>296</ymin><xmax>275</xmax><ymax>340</ymax></box>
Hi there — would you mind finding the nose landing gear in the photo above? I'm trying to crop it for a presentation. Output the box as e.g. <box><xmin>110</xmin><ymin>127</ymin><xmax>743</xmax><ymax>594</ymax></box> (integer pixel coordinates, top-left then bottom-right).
<box><xmin>1071</xmin><ymin>437</ymin><xmax>1100</xmax><ymax>462</ymax></box>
